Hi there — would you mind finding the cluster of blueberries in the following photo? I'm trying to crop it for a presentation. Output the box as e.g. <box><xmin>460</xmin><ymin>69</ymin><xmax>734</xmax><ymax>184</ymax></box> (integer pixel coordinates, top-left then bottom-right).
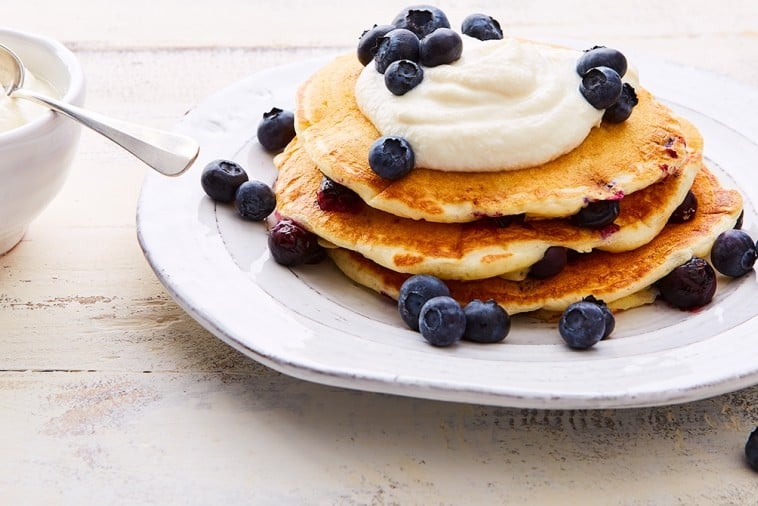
<box><xmin>396</xmin><ymin>272</ymin><xmax>615</xmax><ymax>349</ymax></box>
<box><xmin>358</xmin><ymin>7</ymin><xmax>503</xmax><ymax>181</ymax></box>
<box><xmin>576</xmin><ymin>46</ymin><xmax>638</xmax><ymax>123</ymax></box>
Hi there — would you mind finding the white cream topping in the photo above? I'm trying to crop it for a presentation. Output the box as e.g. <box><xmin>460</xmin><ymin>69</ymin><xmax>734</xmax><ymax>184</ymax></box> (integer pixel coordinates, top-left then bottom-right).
<box><xmin>0</xmin><ymin>70</ymin><xmax>58</xmax><ymax>133</ymax></box>
<box><xmin>355</xmin><ymin>36</ymin><xmax>637</xmax><ymax>172</ymax></box>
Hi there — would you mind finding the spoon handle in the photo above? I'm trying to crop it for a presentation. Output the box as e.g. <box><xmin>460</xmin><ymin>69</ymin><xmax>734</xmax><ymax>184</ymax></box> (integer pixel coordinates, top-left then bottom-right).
<box><xmin>13</xmin><ymin>88</ymin><xmax>199</xmax><ymax>176</ymax></box>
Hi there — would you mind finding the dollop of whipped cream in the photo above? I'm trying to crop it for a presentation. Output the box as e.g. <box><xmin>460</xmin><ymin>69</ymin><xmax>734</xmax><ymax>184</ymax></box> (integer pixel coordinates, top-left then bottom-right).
<box><xmin>355</xmin><ymin>36</ymin><xmax>637</xmax><ymax>172</ymax></box>
<box><xmin>0</xmin><ymin>71</ymin><xmax>57</xmax><ymax>134</ymax></box>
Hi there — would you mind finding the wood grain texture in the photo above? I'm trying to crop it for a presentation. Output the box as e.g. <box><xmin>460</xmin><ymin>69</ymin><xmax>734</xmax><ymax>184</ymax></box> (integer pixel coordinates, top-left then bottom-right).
<box><xmin>1</xmin><ymin>1</ymin><xmax>757</xmax><ymax>503</ymax></box>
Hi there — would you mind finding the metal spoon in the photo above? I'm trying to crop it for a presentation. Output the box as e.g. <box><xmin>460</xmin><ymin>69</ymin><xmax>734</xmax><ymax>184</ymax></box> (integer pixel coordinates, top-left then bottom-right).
<box><xmin>0</xmin><ymin>43</ymin><xmax>198</xmax><ymax>176</ymax></box>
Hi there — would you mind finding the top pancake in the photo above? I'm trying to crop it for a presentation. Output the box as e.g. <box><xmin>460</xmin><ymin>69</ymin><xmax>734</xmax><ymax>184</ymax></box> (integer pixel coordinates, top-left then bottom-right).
<box><xmin>295</xmin><ymin>53</ymin><xmax>692</xmax><ymax>223</ymax></box>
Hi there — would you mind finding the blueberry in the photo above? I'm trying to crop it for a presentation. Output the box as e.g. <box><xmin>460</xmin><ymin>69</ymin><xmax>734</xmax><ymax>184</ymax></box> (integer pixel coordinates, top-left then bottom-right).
<box><xmin>603</xmin><ymin>83</ymin><xmax>638</xmax><ymax>123</ymax></box>
<box><xmin>583</xmin><ymin>295</ymin><xmax>615</xmax><ymax>339</ymax></box>
<box><xmin>268</xmin><ymin>218</ymin><xmax>324</xmax><ymax>267</ymax></box>
<box><xmin>657</xmin><ymin>257</ymin><xmax>717</xmax><ymax>310</ymax></box>
<box><xmin>579</xmin><ymin>66</ymin><xmax>623</xmax><ymax>110</ymax></box>
<box><xmin>200</xmin><ymin>159</ymin><xmax>249</xmax><ymax>203</ymax></box>
<box><xmin>384</xmin><ymin>60</ymin><xmax>424</xmax><ymax>95</ymax></box>
<box><xmin>368</xmin><ymin>136</ymin><xmax>415</xmax><ymax>180</ymax></box>
<box><xmin>463</xmin><ymin>299</ymin><xmax>510</xmax><ymax>343</ymax></box>
<box><xmin>529</xmin><ymin>246</ymin><xmax>568</xmax><ymax>279</ymax></box>
<box><xmin>317</xmin><ymin>176</ymin><xmax>364</xmax><ymax>213</ymax></box>
<box><xmin>576</xmin><ymin>46</ymin><xmax>628</xmax><ymax>78</ymax></box>
<box><xmin>461</xmin><ymin>13</ymin><xmax>503</xmax><ymax>41</ymax></box>
<box><xmin>710</xmin><ymin>229</ymin><xmax>757</xmax><ymax>278</ymax></box>
<box><xmin>668</xmin><ymin>190</ymin><xmax>698</xmax><ymax>224</ymax></box>
<box><xmin>558</xmin><ymin>301</ymin><xmax>606</xmax><ymax>349</ymax></box>
<box><xmin>419</xmin><ymin>28</ymin><xmax>463</xmax><ymax>67</ymax></box>
<box><xmin>418</xmin><ymin>296</ymin><xmax>466</xmax><ymax>347</ymax></box>
<box><xmin>398</xmin><ymin>274</ymin><xmax>451</xmax><ymax>331</ymax></box>
<box><xmin>392</xmin><ymin>5</ymin><xmax>451</xmax><ymax>39</ymax></box>
<box><xmin>746</xmin><ymin>427</ymin><xmax>758</xmax><ymax>472</ymax></box>
<box><xmin>571</xmin><ymin>200</ymin><xmax>620</xmax><ymax>229</ymax></box>
<box><xmin>357</xmin><ymin>24</ymin><xmax>395</xmax><ymax>66</ymax></box>
<box><xmin>374</xmin><ymin>29</ymin><xmax>420</xmax><ymax>74</ymax></box>
<box><xmin>235</xmin><ymin>180</ymin><xmax>276</xmax><ymax>221</ymax></box>
<box><xmin>257</xmin><ymin>108</ymin><xmax>295</xmax><ymax>152</ymax></box>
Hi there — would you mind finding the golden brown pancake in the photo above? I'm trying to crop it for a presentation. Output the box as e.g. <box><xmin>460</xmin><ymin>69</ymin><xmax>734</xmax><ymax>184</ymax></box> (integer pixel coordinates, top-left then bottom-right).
<box><xmin>295</xmin><ymin>53</ymin><xmax>692</xmax><ymax>223</ymax></box>
<box><xmin>325</xmin><ymin>166</ymin><xmax>743</xmax><ymax>314</ymax></box>
<box><xmin>274</xmin><ymin>134</ymin><xmax>702</xmax><ymax>281</ymax></box>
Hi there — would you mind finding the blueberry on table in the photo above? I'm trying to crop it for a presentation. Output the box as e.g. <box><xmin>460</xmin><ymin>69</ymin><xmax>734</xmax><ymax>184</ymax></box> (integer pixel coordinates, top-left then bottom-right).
<box><xmin>374</xmin><ymin>29</ymin><xmax>420</xmax><ymax>74</ymax></box>
<box><xmin>746</xmin><ymin>427</ymin><xmax>758</xmax><ymax>472</ymax></box>
<box><xmin>392</xmin><ymin>5</ymin><xmax>451</xmax><ymax>39</ymax></box>
<box><xmin>368</xmin><ymin>136</ymin><xmax>415</xmax><ymax>180</ymax></box>
<box><xmin>398</xmin><ymin>274</ymin><xmax>451</xmax><ymax>331</ymax></box>
<box><xmin>579</xmin><ymin>66</ymin><xmax>623</xmax><ymax>110</ymax></box>
<box><xmin>419</xmin><ymin>28</ymin><xmax>463</xmax><ymax>67</ymax></box>
<box><xmin>357</xmin><ymin>24</ymin><xmax>395</xmax><ymax>66</ymax></box>
<box><xmin>384</xmin><ymin>59</ymin><xmax>424</xmax><ymax>95</ymax></box>
<box><xmin>576</xmin><ymin>46</ymin><xmax>628</xmax><ymax>78</ymax></box>
<box><xmin>668</xmin><ymin>190</ymin><xmax>698</xmax><ymax>224</ymax></box>
<box><xmin>603</xmin><ymin>83</ymin><xmax>638</xmax><ymax>123</ymax></box>
<box><xmin>529</xmin><ymin>246</ymin><xmax>568</xmax><ymax>279</ymax></box>
<box><xmin>461</xmin><ymin>13</ymin><xmax>503</xmax><ymax>41</ymax></box>
<box><xmin>571</xmin><ymin>200</ymin><xmax>620</xmax><ymax>229</ymax></box>
<box><xmin>200</xmin><ymin>159</ymin><xmax>249</xmax><ymax>203</ymax></box>
<box><xmin>268</xmin><ymin>218</ymin><xmax>324</xmax><ymax>267</ymax></box>
<box><xmin>657</xmin><ymin>257</ymin><xmax>717</xmax><ymax>310</ymax></box>
<box><xmin>256</xmin><ymin>107</ymin><xmax>295</xmax><ymax>152</ymax></box>
<box><xmin>710</xmin><ymin>229</ymin><xmax>757</xmax><ymax>277</ymax></box>
<box><xmin>419</xmin><ymin>296</ymin><xmax>466</xmax><ymax>347</ymax></box>
<box><xmin>463</xmin><ymin>299</ymin><xmax>510</xmax><ymax>343</ymax></box>
<box><xmin>234</xmin><ymin>180</ymin><xmax>276</xmax><ymax>221</ymax></box>
<box><xmin>559</xmin><ymin>301</ymin><xmax>607</xmax><ymax>349</ymax></box>
<box><xmin>317</xmin><ymin>176</ymin><xmax>364</xmax><ymax>213</ymax></box>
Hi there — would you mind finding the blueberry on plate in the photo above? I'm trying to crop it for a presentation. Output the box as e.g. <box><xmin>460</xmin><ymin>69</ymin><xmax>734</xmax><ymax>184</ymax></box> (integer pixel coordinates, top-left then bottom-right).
<box><xmin>256</xmin><ymin>108</ymin><xmax>295</xmax><ymax>152</ymax></box>
<box><xmin>419</xmin><ymin>296</ymin><xmax>466</xmax><ymax>347</ymax></box>
<box><xmin>461</xmin><ymin>13</ymin><xmax>503</xmax><ymax>41</ymax></box>
<box><xmin>392</xmin><ymin>5</ymin><xmax>451</xmax><ymax>39</ymax></box>
<box><xmin>579</xmin><ymin>66</ymin><xmax>623</xmax><ymax>110</ymax></box>
<box><xmin>582</xmin><ymin>295</ymin><xmax>615</xmax><ymax>339</ymax></box>
<box><xmin>710</xmin><ymin>229</ymin><xmax>757</xmax><ymax>278</ymax></box>
<box><xmin>668</xmin><ymin>190</ymin><xmax>698</xmax><ymax>224</ymax></box>
<box><xmin>462</xmin><ymin>299</ymin><xmax>510</xmax><ymax>343</ymax></box>
<box><xmin>603</xmin><ymin>83</ymin><xmax>638</xmax><ymax>123</ymax></box>
<box><xmin>234</xmin><ymin>180</ymin><xmax>276</xmax><ymax>221</ymax></box>
<box><xmin>571</xmin><ymin>200</ymin><xmax>620</xmax><ymax>229</ymax></box>
<box><xmin>398</xmin><ymin>274</ymin><xmax>451</xmax><ymax>331</ymax></box>
<box><xmin>268</xmin><ymin>218</ymin><xmax>324</xmax><ymax>267</ymax></box>
<box><xmin>374</xmin><ymin>29</ymin><xmax>420</xmax><ymax>74</ymax></box>
<box><xmin>657</xmin><ymin>257</ymin><xmax>717</xmax><ymax>310</ymax></box>
<box><xmin>746</xmin><ymin>427</ymin><xmax>758</xmax><ymax>472</ymax></box>
<box><xmin>419</xmin><ymin>28</ymin><xmax>463</xmax><ymax>67</ymax></box>
<box><xmin>384</xmin><ymin>59</ymin><xmax>424</xmax><ymax>95</ymax></box>
<box><xmin>576</xmin><ymin>46</ymin><xmax>628</xmax><ymax>78</ymax></box>
<box><xmin>368</xmin><ymin>136</ymin><xmax>415</xmax><ymax>180</ymax></box>
<box><xmin>357</xmin><ymin>24</ymin><xmax>395</xmax><ymax>66</ymax></box>
<box><xmin>558</xmin><ymin>300</ymin><xmax>606</xmax><ymax>349</ymax></box>
<box><xmin>200</xmin><ymin>159</ymin><xmax>249</xmax><ymax>203</ymax></box>
<box><xmin>529</xmin><ymin>246</ymin><xmax>568</xmax><ymax>279</ymax></box>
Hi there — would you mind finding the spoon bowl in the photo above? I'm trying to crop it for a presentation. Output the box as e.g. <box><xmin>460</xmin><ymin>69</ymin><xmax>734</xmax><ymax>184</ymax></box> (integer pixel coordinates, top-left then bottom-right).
<box><xmin>0</xmin><ymin>42</ymin><xmax>198</xmax><ymax>177</ymax></box>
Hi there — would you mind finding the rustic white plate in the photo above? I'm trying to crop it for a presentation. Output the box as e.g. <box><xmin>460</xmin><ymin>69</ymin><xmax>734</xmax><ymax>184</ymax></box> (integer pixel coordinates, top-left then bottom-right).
<box><xmin>137</xmin><ymin>54</ymin><xmax>758</xmax><ymax>409</ymax></box>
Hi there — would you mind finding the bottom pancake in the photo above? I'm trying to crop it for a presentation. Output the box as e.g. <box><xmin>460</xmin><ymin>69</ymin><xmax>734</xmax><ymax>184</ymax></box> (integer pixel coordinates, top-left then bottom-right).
<box><xmin>326</xmin><ymin>167</ymin><xmax>742</xmax><ymax>315</ymax></box>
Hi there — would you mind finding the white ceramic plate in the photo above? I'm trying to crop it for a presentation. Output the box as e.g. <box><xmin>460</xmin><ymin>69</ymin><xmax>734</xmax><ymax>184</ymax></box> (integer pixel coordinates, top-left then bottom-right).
<box><xmin>137</xmin><ymin>54</ymin><xmax>758</xmax><ymax>409</ymax></box>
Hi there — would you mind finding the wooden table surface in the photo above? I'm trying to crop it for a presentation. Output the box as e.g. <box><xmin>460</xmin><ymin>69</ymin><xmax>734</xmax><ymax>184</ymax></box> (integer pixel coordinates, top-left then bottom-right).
<box><xmin>3</xmin><ymin>1</ymin><xmax>758</xmax><ymax>504</ymax></box>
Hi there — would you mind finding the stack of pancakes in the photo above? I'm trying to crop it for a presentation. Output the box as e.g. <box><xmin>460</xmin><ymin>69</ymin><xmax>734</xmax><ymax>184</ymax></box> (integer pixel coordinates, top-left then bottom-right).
<box><xmin>272</xmin><ymin>50</ymin><xmax>743</xmax><ymax>315</ymax></box>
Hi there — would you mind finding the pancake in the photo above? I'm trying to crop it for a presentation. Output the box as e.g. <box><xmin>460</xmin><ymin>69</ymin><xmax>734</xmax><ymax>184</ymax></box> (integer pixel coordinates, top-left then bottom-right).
<box><xmin>325</xmin><ymin>166</ymin><xmax>743</xmax><ymax>314</ymax></box>
<box><xmin>295</xmin><ymin>53</ymin><xmax>692</xmax><ymax>223</ymax></box>
<box><xmin>274</xmin><ymin>133</ymin><xmax>702</xmax><ymax>281</ymax></box>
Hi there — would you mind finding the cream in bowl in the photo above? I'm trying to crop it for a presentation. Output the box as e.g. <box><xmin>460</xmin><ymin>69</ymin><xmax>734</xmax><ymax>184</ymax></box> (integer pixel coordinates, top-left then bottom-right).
<box><xmin>0</xmin><ymin>28</ymin><xmax>85</xmax><ymax>255</ymax></box>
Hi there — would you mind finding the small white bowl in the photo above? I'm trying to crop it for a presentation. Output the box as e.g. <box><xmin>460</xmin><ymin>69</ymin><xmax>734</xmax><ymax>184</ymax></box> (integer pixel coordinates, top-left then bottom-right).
<box><xmin>0</xmin><ymin>28</ymin><xmax>85</xmax><ymax>255</ymax></box>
